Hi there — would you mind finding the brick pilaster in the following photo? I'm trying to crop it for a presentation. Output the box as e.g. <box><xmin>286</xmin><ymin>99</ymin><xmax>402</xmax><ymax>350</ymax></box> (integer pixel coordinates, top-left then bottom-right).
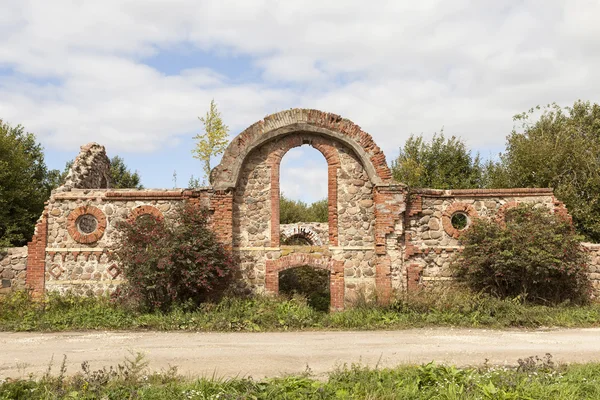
<box><xmin>26</xmin><ymin>211</ymin><xmax>48</xmax><ymax>296</ymax></box>
<box><xmin>210</xmin><ymin>190</ymin><xmax>234</xmax><ymax>249</ymax></box>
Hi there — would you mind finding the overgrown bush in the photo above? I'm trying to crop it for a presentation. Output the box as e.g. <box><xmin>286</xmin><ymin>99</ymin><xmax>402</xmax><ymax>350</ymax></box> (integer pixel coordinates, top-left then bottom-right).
<box><xmin>454</xmin><ymin>204</ymin><xmax>591</xmax><ymax>304</ymax></box>
<box><xmin>112</xmin><ymin>203</ymin><xmax>235</xmax><ymax>311</ymax></box>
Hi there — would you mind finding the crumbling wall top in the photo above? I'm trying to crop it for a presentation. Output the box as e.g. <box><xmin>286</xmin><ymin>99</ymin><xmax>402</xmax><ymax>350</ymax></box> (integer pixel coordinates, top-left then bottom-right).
<box><xmin>57</xmin><ymin>143</ymin><xmax>112</xmax><ymax>192</ymax></box>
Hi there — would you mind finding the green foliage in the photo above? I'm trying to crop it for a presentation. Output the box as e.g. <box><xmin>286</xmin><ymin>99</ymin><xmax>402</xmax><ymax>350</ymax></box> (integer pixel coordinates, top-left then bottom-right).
<box><xmin>490</xmin><ymin>101</ymin><xmax>600</xmax><ymax>241</ymax></box>
<box><xmin>2</xmin><ymin>288</ymin><xmax>600</xmax><ymax>332</ymax></box>
<box><xmin>279</xmin><ymin>266</ymin><xmax>330</xmax><ymax>312</ymax></box>
<box><xmin>391</xmin><ymin>132</ymin><xmax>486</xmax><ymax>189</ymax></box>
<box><xmin>2</xmin><ymin>352</ymin><xmax>600</xmax><ymax>399</ymax></box>
<box><xmin>280</xmin><ymin>194</ymin><xmax>328</xmax><ymax>224</ymax></box>
<box><xmin>0</xmin><ymin>120</ymin><xmax>54</xmax><ymax>247</ymax></box>
<box><xmin>109</xmin><ymin>155</ymin><xmax>143</xmax><ymax>189</ymax></box>
<box><xmin>192</xmin><ymin>99</ymin><xmax>230</xmax><ymax>183</ymax></box>
<box><xmin>454</xmin><ymin>204</ymin><xmax>591</xmax><ymax>304</ymax></box>
<box><xmin>112</xmin><ymin>203</ymin><xmax>235</xmax><ymax>311</ymax></box>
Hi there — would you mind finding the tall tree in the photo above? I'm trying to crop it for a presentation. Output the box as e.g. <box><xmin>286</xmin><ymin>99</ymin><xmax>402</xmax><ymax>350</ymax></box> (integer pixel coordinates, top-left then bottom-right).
<box><xmin>0</xmin><ymin>120</ymin><xmax>54</xmax><ymax>247</ymax></box>
<box><xmin>192</xmin><ymin>99</ymin><xmax>230</xmax><ymax>184</ymax></box>
<box><xmin>280</xmin><ymin>194</ymin><xmax>328</xmax><ymax>224</ymax></box>
<box><xmin>490</xmin><ymin>101</ymin><xmax>600</xmax><ymax>242</ymax></box>
<box><xmin>109</xmin><ymin>156</ymin><xmax>143</xmax><ymax>189</ymax></box>
<box><xmin>391</xmin><ymin>132</ymin><xmax>485</xmax><ymax>189</ymax></box>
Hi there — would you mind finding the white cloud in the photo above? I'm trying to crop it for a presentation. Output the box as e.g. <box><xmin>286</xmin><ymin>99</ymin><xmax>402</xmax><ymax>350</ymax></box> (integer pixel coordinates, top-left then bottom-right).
<box><xmin>0</xmin><ymin>0</ymin><xmax>599</xmax><ymax>168</ymax></box>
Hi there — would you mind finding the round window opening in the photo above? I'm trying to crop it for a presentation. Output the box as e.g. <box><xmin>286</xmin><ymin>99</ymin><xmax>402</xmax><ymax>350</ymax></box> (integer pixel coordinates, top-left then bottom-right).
<box><xmin>136</xmin><ymin>213</ymin><xmax>159</xmax><ymax>225</ymax></box>
<box><xmin>450</xmin><ymin>212</ymin><xmax>468</xmax><ymax>231</ymax></box>
<box><xmin>76</xmin><ymin>214</ymin><xmax>98</xmax><ymax>234</ymax></box>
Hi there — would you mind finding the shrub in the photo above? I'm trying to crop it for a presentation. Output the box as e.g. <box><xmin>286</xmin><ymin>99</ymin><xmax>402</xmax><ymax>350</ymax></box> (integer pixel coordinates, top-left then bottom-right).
<box><xmin>112</xmin><ymin>203</ymin><xmax>235</xmax><ymax>311</ymax></box>
<box><xmin>454</xmin><ymin>204</ymin><xmax>591</xmax><ymax>304</ymax></box>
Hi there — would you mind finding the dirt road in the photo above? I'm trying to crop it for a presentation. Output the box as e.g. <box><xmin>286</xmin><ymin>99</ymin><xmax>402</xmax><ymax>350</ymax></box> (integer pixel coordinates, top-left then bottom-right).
<box><xmin>2</xmin><ymin>328</ymin><xmax>600</xmax><ymax>379</ymax></box>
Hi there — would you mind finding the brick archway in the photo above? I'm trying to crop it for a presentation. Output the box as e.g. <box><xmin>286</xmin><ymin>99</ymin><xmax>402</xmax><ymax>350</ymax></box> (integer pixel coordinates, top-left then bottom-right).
<box><xmin>211</xmin><ymin>109</ymin><xmax>392</xmax><ymax>191</ymax></box>
<box><xmin>268</xmin><ymin>136</ymin><xmax>340</xmax><ymax>247</ymax></box>
<box><xmin>265</xmin><ymin>254</ymin><xmax>345</xmax><ymax>311</ymax></box>
<box><xmin>280</xmin><ymin>225</ymin><xmax>324</xmax><ymax>246</ymax></box>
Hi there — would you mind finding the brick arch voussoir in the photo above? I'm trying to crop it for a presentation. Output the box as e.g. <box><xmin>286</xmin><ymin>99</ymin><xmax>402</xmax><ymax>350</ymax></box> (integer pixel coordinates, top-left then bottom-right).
<box><xmin>280</xmin><ymin>226</ymin><xmax>324</xmax><ymax>246</ymax></box>
<box><xmin>128</xmin><ymin>205</ymin><xmax>164</xmax><ymax>223</ymax></box>
<box><xmin>494</xmin><ymin>201</ymin><xmax>519</xmax><ymax>226</ymax></box>
<box><xmin>211</xmin><ymin>109</ymin><xmax>392</xmax><ymax>190</ymax></box>
<box><xmin>268</xmin><ymin>254</ymin><xmax>342</xmax><ymax>275</ymax></box>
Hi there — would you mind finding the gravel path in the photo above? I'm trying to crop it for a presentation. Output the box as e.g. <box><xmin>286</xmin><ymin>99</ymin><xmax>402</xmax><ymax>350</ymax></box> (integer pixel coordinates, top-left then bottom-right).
<box><xmin>2</xmin><ymin>328</ymin><xmax>600</xmax><ymax>379</ymax></box>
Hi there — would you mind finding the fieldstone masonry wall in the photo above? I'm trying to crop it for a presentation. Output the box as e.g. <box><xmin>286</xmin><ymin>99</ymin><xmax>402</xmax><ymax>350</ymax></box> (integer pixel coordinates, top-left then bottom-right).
<box><xmin>9</xmin><ymin>108</ymin><xmax>600</xmax><ymax>308</ymax></box>
<box><xmin>583</xmin><ymin>243</ymin><xmax>600</xmax><ymax>296</ymax></box>
<box><xmin>404</xmin><ymin>188</ymin><xmax>566</xmax><ymax>289</ymax></box>
<box><xmin>0</xmin><ymin>247</ymin><xmax>27</xmax><ymax>293</ymax></box>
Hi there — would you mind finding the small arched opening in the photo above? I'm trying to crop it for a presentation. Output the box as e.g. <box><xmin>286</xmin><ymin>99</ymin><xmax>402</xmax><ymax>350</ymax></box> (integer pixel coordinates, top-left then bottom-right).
<box><xmin>265</xmin><ymin>254</ymin><xmax>345</xmax><ymax>311</ymax></box>
<box><xmin>279</xmin><ymin>266</ymin><xmax>330</xmax><ymax>312</ymax></box>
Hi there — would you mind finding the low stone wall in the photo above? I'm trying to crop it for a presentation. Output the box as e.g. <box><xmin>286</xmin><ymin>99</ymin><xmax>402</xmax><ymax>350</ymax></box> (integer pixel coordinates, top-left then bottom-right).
<box><xmin>583</xmin><ymin>243</ymin><xmax>600</xmax><ymax>296</ymax></box>
<box><xmin>0</xmin><ymin>247</ymin><xmax>27</xmax><ymax>293</ymax></box>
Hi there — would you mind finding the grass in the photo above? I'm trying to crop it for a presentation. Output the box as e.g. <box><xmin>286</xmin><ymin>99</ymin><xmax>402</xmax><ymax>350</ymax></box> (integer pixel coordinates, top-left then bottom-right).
<box><xmin>1</xmin><ymin>288</ymin><xmax>600</xmax><ymax>332</ymax></box>
<box><xmin>2</xmin><ymin>353</ymin><xmax>600</xmax><ymax>399</ymax></box>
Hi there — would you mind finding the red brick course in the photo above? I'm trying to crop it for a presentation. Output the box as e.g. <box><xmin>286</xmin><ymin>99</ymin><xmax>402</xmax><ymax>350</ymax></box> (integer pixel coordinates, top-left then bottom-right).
<box><xmin>209</xmin><ymin>191</ymin><xmax>234</xmax><ymax>249</ymax></box>
<box><xmin>407</xmin><ymin>264</ymin><xmax>423</xmax><ymax>292</ymax></box>
<box><xmin>25</xmin><ymin>210</ymin><xmax>48</xmax><ymax>296</ymax></box>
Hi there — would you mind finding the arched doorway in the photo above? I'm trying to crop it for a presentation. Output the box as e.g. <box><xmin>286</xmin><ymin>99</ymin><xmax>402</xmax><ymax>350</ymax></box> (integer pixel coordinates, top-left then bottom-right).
<box><xmin>279</xmin><ymin>266</ymin><xmax>330</xmax><ymax>312</ymax></box>
<box><xmin>265</xmin><ymin>254</ymin><xmax>344</xmax><ymax>311</ymax></box>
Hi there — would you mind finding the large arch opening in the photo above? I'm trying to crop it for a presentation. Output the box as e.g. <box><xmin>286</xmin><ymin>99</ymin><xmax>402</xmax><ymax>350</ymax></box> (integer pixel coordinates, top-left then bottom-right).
<box><xmin>279</xmin><ymin>266</ymin><xmax>330</xmax><ymax>312</ymax></box>
<box><xmin>279</xmin><ymin>145</ymin><xmax>328</xmax><ymax>246</ymax></box>
<box><xmin>267</xmin><ymin>135</ymin><xmax>341</xmax><ymax>247</ymax></box>
<box><xmin>279</xmin><ymin>146</ymin><xmax>328</xmax><ymax>225</ymax></box>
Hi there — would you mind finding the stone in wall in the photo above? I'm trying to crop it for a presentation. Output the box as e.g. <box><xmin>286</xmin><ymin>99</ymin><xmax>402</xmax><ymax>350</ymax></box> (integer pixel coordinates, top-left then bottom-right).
<box><xmin>0</xmin><ymin>247</ymin><xmax>27</xmax><ymax>293</ymax></box>
<box><xmin>57</xmin><ymin>143</ymin><xmax>111</xmax><ymax>192</ymax></box>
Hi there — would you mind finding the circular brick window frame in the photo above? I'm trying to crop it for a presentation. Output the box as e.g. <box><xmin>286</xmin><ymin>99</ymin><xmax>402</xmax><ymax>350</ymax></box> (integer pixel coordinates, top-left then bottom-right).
<box><xmin>442</xmin><ymin>202</ymin><xmax>479</xmax><ymax>238</ymax></box>
<box><xmin>494</xmin><ymin>201</ymin><xmax>519</xmax><ymax>226</ymax></box>
<box><xmin>67</xmin><ymin>205</ymin><xmax>107</xmax><ymax>244</ymax></box>
<box><xmin>128</xmin><ymin>205</ymin><xmax>164</xmax><ymax>223</ymax></box>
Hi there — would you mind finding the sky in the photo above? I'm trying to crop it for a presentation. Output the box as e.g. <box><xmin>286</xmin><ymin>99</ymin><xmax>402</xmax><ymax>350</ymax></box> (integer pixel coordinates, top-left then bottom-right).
<box><xmin>1</xmin><ymin>0</ymin><xmax>599</xmax><ymax>203</ymax></box>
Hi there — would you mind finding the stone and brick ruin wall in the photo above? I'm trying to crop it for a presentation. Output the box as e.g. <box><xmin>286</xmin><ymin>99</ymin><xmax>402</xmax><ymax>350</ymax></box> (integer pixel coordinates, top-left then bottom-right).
<box><xmin>402</xmin><ymin>188</ymin><xmax>565</xmax><ymax>291</ymax></box>
<box><xmin>4</xmin><ymin>109</ymin><xmax>600</xmax><ymax>309</ymax></box>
